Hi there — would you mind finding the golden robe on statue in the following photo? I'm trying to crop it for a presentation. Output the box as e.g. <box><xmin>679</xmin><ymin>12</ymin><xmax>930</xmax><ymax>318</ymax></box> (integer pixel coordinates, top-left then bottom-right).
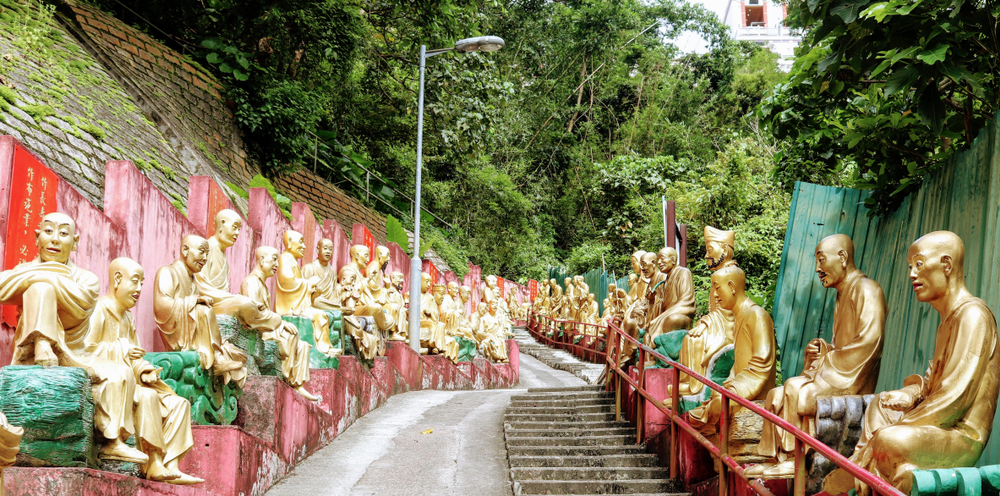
<box><xmin>846</xmin><ymin>296</ymin><xmax>998</xmax><ymax>496</ymax></box>
<box><xmin>303</xmin><ymin>259</ymin><xmax>339</xmax><ymax>305</ymax></box>
<box><xmin>196</xmin><ymin>237</ymin><xmax>283</xmax><ymax>331</ymax></box>
<box><xmin>688</xmin><ymin>297</ymin><xmax>775</xmax><ymax>433</ymax></box>
<box><xmin>85</xmin><ymin>297</ymin><xmax>194</xmax><ymax>469</ymax></box>
<box><xmin>276</xmin><ymin>252</ymin><xmax>331</xmax><ymax>341</ymax></box>
<box><xmin>647</xmin><ymin>266</ymin><xmax>696</xmax><ymax>338</ymax></box>
<box><xmin>154</xmin><ymin>260</ymin><xmax>247</xmax><ymax>386</ymax></box>
<box><xmin>759</xmin><ymin>270</ymin><xmax>885</xmax><ymax>457</ymax></box>
<box><xmin>241</xmin><ymin>270</ymin><xmax>312</xmax><ymax>389</ymax></box>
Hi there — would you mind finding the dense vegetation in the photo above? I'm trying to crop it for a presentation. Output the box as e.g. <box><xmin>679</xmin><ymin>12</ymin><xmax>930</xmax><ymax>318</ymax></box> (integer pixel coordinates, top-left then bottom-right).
<box><xmin>83</xmin><ymin>0</ymin><xmax>805</xmax><ymax>303</ymax></box>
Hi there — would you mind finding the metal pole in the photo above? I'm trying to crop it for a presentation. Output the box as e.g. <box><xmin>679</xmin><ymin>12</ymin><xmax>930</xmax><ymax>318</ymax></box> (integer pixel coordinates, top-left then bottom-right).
<box><xmin>408</xmin><ymin>45</ymin><xmax>427</xmax><ymax>353</ymax></box>
<box><xmin>662</xmin><ymin>196</ymin><xmax>669</xmax><ymax>249</ymax></box>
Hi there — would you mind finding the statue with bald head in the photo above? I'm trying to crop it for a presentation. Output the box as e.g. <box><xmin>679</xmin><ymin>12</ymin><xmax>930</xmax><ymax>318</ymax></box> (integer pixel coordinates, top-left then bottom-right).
<box><xmin>154</xmin><ymin>235</ymin><xmax>248</xmax><ymax>386</ymax></box>
<box><xmin>825</xmin><ymin>231</ymin><xmax>999</xmax><ymax>496</ymax></box>
<box><xmin>240</xmin><ymin>246</ymin><xmax>319</xmax><ymax>401</ymax></box>
<box><xmin>643</xmin><ymin>247</ymin><xmax>696</xmax><ymax>365</ymax></box>
<box><xmin>302</xmin><ymin>238</ymin><xmax>339</xmax><ymax>308</ymax></box>
<box><xmin>276</xmin><ymin>230</ymin><xmax>339</xmax><ymax>358</ymax></box>
<box><xmin>621</xmin><ymin>251</ymin><xmax>665</xmax><ymax>360</ymax></box>
<box><xmin>87</xmin><ymin>257</ymin><xmax>202</xmax><ymax>484</ymax></box>
<box><xmin>687</xmin><ymin>265</ymin><xmax>775</xmax><ymax>435</ymax></box>
<box><xmin>387</xmin><ymin>271</ymin><xmax>408</xmax><ymax>341</ymax></box>
<box><xmin>0</xmin><ymin>212</ymin><xmax>99</xmax><ymax>367</ymax></box>
<box><xmin>749</xmin><ymin>234</ymin><xmax>886</xmax><ymax>478</ymax></box>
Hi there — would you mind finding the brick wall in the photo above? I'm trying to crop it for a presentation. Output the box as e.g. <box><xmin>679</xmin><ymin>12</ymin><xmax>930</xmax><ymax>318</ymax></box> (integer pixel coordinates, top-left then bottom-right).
<box><xmin>274</xmin><ymin>168</ymin><xmax>388</xmax><ymax>244</ymax></box>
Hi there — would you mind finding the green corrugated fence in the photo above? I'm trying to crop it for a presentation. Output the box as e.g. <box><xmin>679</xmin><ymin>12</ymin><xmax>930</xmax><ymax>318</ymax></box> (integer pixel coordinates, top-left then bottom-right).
<box><xmin>772</xmin><ymin>113</ymin><xmax>1000</xmax><ymax>465</ymax></box>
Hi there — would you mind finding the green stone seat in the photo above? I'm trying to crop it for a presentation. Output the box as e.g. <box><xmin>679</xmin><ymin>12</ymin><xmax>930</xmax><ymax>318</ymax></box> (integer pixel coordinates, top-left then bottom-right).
<box><xmin>455</xmin><ymin>336</ymin><xmax>478</xmax><ymax>362</ymax></box>
<box><xmin>144</xmin><ymin>351</ymin><xmax>241</xmax><ymax>426</ymax></box>
<box><xmin>281</xmin><ymin>309</ymin><xmax>344</xmax><ymax>369</ymax></box>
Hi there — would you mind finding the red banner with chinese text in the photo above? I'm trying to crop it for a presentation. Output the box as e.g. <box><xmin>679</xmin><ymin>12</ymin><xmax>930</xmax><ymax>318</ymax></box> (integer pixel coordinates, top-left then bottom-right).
<box><xmin>422</xmin><ymin>259</ymin><xmax>438</xmax><ymax>284</ymax></box>
<box><xmin>496</xmin><ymin>277</ymin><xmax>505</xmax><ymax>298</ymax></box>
<box><xmin>3</xmin><ymin>146</ymin><xmax>58</xmax><ymax>326</ymax></box>
<box><xmin>529</xmin><ymin>280</ymin><xmax>538</xmax><ymax>301</ymax></box>
<box><xmin>359</xmin><ymin>224</ymin><xmax>376</xmax><ymax>260</ymax></box>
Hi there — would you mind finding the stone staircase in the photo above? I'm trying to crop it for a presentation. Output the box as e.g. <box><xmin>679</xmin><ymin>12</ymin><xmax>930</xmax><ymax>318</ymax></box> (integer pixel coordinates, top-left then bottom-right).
<box><xmin>513</xmin><ymin>327</ymin><xmax>605</xmax><ymax>384</ymax></box>
<box><xmin>504</xmin><ymin>385</ymin><xmax>687</xmax><ymax>495</ymax></box>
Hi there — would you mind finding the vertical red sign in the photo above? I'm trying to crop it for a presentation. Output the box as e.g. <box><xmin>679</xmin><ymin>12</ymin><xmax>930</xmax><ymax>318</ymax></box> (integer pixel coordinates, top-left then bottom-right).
<box><xmin>496</xmin><ymin>277</ymin><xmax>505</xmax><ymax>298</ymax></box>
<box><xmin>529</xmin><ymin>280</ymin><xmax>538</xmax><ymax>301</ymax></box>
<box><xmin>3</xmin><ymin>146</ymin><xmax>58</xmax><ymax>326</ymax></box>
<box><xmin>422</xmin><ymin>259</ymin><xmax>438</xmax><ymax>284</ymax></box>
<box><xmin>359</xmin><ymin>224</ymin><xmax>376</xmax><ymax>259</ymax></box>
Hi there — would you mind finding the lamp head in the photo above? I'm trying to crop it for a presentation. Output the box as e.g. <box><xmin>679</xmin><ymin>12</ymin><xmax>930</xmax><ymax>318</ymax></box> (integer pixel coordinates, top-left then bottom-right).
<box><xmin>455</xmin><ymin>36</ymin><xmax>505</xmax><ymax>53</ymax></box>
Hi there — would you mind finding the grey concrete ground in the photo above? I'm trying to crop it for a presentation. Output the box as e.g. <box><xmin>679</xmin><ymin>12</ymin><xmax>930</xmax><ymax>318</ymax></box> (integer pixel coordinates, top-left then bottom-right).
<box><xmin>265</xmin><ymin>352</ymin><xmax>584</xmax><ymax>496</ymax></box>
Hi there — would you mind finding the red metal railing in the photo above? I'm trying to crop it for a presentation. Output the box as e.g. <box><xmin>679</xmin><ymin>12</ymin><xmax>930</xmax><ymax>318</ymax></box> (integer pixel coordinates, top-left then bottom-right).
<box><xmin>604</xmin><ymin>321</ymin><xmax>905</xmax><ymax>496</ymax></box>
<box><xmin>526</xmin><ymin>311</ymin><xmax>608</xmax><ymax>364</ymax></box>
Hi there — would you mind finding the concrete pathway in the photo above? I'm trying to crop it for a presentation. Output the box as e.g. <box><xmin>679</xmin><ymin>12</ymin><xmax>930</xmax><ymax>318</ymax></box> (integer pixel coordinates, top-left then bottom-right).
<box><xmin>265</xmin><ymin>352</ymin><xmax>584</xmax><ymax>496</ymax></box>
<box><xmin>513</xmin><ymin>327</ymin><xmax>606</xmax><ymax>384</ymax></box>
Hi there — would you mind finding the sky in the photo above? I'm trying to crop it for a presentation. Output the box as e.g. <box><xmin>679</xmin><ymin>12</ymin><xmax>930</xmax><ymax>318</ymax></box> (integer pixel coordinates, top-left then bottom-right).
<box><xmin>673</xmin><ymin>0</ymin><xmax>737</xmax><ymax>54</ymax></box>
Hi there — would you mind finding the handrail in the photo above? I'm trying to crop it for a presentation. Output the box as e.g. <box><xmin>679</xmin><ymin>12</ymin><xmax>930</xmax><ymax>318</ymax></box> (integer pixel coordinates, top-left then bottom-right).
<box><xmin>526</xmin><ymin>311</ymin><xmax>608</xmax><ymax>364</ymax></box>
<box><xmin>604</xmin><ymin>321</ymin><xmax>905</xmax><ymax>496</ymax></box>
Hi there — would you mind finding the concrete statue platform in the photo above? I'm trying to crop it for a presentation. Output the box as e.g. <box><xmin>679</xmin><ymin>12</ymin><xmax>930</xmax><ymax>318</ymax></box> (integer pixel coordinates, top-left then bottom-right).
<box><xmin>3</xmin><ymin>340</ymin><xmax>520</xmax><ymax>496</ymax></box>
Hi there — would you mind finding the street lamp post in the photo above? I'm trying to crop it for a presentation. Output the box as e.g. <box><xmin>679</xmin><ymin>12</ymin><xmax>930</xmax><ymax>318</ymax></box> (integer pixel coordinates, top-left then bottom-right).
<box><xmin>408</xmin><ymin>36</ymin><xmax>505</xmax><ymax>353</ymax></box>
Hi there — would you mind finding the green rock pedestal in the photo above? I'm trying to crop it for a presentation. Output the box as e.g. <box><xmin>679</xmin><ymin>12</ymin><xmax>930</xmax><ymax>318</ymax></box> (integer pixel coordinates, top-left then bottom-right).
<box><xmin>218</xmin><ymin>314</ymin><xmax>282</xmax><ymax>377</ymax></box>
<box><xmin>144</xmin><ymin>351</ymin><xmax>241</xmax><ymax>425</ymax></box>
<box><xmin>455</xmin><ymin>337</ymin><xmax>478</xmax><ymax>363</ymax></box>
<box><xmin>0</xmin><ymin>365</ymin><xmax>95</xmax><ymax>468</ymax></box>
<box><xmin>282</xmin><ymin>309</ymin><xmax>343</xmax><ymax>369</ymax></box>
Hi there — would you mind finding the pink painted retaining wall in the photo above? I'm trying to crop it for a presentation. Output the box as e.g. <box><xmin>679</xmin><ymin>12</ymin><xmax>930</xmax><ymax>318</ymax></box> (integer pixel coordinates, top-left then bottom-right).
<box><xmin>6</xmin><ymin>339</ymin><xmax>521</xmax><ymax>496</ymax></box>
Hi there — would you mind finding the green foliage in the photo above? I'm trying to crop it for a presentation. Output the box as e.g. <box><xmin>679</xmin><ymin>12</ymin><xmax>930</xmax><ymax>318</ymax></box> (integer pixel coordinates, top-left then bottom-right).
<box><xmin>20</xmin><ymin>103</ymin><xmax>55</xmax><ymax>121</ymax></box>
<box><xmin>77</xmin><ymin>123</ymin><xmax>105</xmax><ymax>141</ymax></box>
<box><xmin>566</xmin><ymin>241</ymin><xmax>611</xmax><ymax>275</ymax></box>
<box><xmin>0</xmin><ymin>86</ymin><xmax>16</xmax><ymax>105</ymax></box>
<box><xmin>385</xmin><ymin>214</ymin><xmax>409</xmax><ymax>249</ymax></box>
<box><xmin>228</xmin><ymin>175</ymin><xmax>293</xmax><ymax>221</ymax></box>
<box><xmin>760</xmin><ymin>0</ymin><xmax>1000</xmax><ymax>215</ymax></box>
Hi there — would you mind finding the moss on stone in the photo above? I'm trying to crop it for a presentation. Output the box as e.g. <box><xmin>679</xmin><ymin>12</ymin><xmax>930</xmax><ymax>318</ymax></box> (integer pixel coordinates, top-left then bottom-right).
<box><xmin>0</xmin><ymin>86</ymin><xmax>16</xmax><ymax>105</ymax></box>
<box><xmin>133</xmin><ymin>158</ymin><xmax>150</xmax><ymax>171</ymax></box>
<box><xmin>19</xmin><ymin>103</ymin><xmax>55</xmax><ymax>122</ymax></box>
<box><xmin>78</xmin><ymin>123</ymin><xmax>105</xmax><ymax>141</ymax></box>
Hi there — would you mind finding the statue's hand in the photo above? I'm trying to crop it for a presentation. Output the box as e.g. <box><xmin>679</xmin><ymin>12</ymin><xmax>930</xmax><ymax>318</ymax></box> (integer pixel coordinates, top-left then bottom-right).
<box><xmin>140</xmin><ymin>369</ymin><xmax>160</xmax><ymax>385</ymax></box>
<box><xmin>881</xmin><ymin>390</ymin><xmax>916</xmax><ymax>411</ymax></box>
<box><xmin>688</xmin><ymin>323</ymin><xmax>706</xmax><ymax>338</ymax></box>
<box><xmin>127</xmin><ymin>346</ymin><xmax>146</xmax><ymax>360</ymax></box>
<box><xmin>197</xmin><ymin>295</ymin><xmax>214</xmax><ymax>306</ymax></box>
<box><xmin>804</xmin><ymin>339</ymin><xmax>822</xmax><ymax>363</ymax></box>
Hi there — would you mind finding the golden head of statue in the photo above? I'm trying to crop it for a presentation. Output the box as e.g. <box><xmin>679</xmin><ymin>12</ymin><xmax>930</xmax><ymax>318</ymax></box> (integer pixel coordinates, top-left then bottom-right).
<box><xmin>36</xmin><ymin>212</ymin><xmax>80</xmax><ymax>264</ymax></box>
<box><xmin>448</xmin><ymin>282</ymin><xmax>460</xmax><ymax>300</ymax></box>
<box><xmin>391</xmin><ymin>272</ymin><xmax>405</xmax><ymax>291</ymax></box>
<box><xmin>375</xmin><ymin>246</ymin><xmax>390</xmax><ymax>272</ymax></box>
<box><xmin>630</xmin><ymin>251</ymin><xmax>647</xmax><ymax>276</ymax></box>
<box><xmin>815</xmin><ymin>233</ymin><xmax>857</xmax><ymax>290</ymax></box>
<box><xmin>282</xmin><ymin>231</ymin><xmax>307</xmax><ymax>261</ymax></box>
<box><xmin>420</xmin><ymin>272</ymin><xmax>433</xmax><ymax>294</ymax></box>
<box><xmin>432</xmin><ymin>283</ymin><xmax>447</xmax><ymax>306</ymax></box>
<box><xmin>349</xmin><ymin>245</ymin><xmax>371</xmax><ymax>272</ymax></box>
<box><xmin>704</xmin><ymin>226</ymin><xmax>735</xmax><ymax>271</ymax></box>
<box><xmin>640</xmin><ymin>252</ymin><xmax>660</xmax><ymax>281</ymax></box>
<box><xmin>459</xmin><ymin>285</ymin><xmax>471</xmax><ymax>304</ymax></box>
<box><xmin>255</xmin><ymin>246</ymin><xmax>280</xmax><ymax>279</ymax></box>
<box><xmin>316</xmin><ymin>238</ymin><xmax>335</xmax><ymax>266</ymax></box>
<box><xmin>181</xmin><ymin>235</ymin><xmax>210</xmax><ymax>275</ymax></box>
<box><xmin>213</xmin><ymin>209</ymin><xmax>242</xmax><ymax>249</ymax></box>
<box><xmin>657</xmin><ymin>247</ymin><xmax>678</xmax><ymax>275</ymax></box>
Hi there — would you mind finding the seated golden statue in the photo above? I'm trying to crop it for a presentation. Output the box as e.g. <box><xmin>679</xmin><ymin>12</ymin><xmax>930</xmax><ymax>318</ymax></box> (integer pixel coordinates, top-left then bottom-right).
<box><xmin>669</xmin><ymin>227</ymin><xmax>738</xmax><ymax>396</ymax></box>
<box><xmin>154</xmin><ymin>235</ymin><xmax>248</xmax><ymax>385</ymax></box>
<box><xmin>622</xmin><ymin>252</ymin><xmax>665</xmax><ymax>360</ymax></box>
<box><xmin>644</xmin><ymin>247</ymin><xmax>696</xmax><ymax>350</ymax></box>
<box><xmin>387</xmin><ymin>272</ymin><xmax>408</xmax><ymax>341</ymax></box>
<box><xmin>239</xmin><ymin>246</ymin><xmax>319</xmax><ymax>401</ymax></box>
<box><xmin>0</xmin><ymin>212</ymin><xmax>99</xmax><ymax>367</ymax></box>
<box><xmin>302</xmin><ymin>238</ymin><xmax>340</xmax><ymax>309</ymax></box>
<box><xmin>748</xmin><ymin>234</ymin><xmax>885</xmax><ymax>478</ymax></box>
<box><xmin>361</xmin><ymin>245</ymin><xmax>396</xmax><ymax>353</ymax></box>
<box><xmin>479</xmin><ymin>299</ymin><xmax>509</xmax><ymax>363</ymax></box>
<box><xmin>276</xmin><ymin>231</ymin><xmax>339</xmax><ymax>358</ymax></box>
<box><xmin>196</xmin><ymin>209</ymin><xmax>288</xmax><ymax>334</ymax></box>
<box><xmin>418</xmin><ymin>273</ymin><xmax>448</xmax><ymax>355</ymax></box>
<box><xmin>687</xmin><ymin>266</ymin><xmax>776</xmax><ymax>435</ymax></box>
<box><xmin>432</xmin><ymin>283</ymin><xmax>459</xmax><ymax>362</ymax></box>
<box><xmin>86</xmin><ymin>258</ymin><xmax>203</xmax><ymax>484</ymax></box>
<box><xmin>582</xmin><ymin>294</ymin><xmax>599</xmax><ymax>331</ymax></box>
<box><xmin>627</xmin><ymin>251</ymin><xmax>648</xmax><ymax>301</ymax></box>
<box><xmin>335</xmin><ymin>265</ymin><xmax>380</xmax><ymax>360</ymax></box>
<box><xmin>547</xmin><ymin>278</ymin><xmax>562</xmax><ymax>316</ymax></box>
<box><xmin>0</xmin><ymin>214</ymin><xmax>147</xmax><ymax>465</ymax></box>
<box><xmin>825</xmin><ymin>231</ymin><xmax>998</xmax><ymax>496</ymax></box>
<box><xmin>458</xmin><ymin>285</ymin><xmax>478</xmax><ymax>338</ymax></box>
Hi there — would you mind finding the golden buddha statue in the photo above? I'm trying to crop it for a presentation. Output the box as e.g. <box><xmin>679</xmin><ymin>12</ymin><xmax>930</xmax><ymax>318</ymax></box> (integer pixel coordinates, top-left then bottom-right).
<box><xmin>548</xmin><ymin>279</ymin><xmax>562</xmax><ymax>316</ymax></box>
<box><xmin>86</xmin><ymin>258</ymin><xmax>203</xmax><ymax>484</ymax></box>
<box><xmin>459</xmin><ymin>285</ymin><xmax>478</xmax><ymax>338</ymax></box>
<box><xmin>0</xmin><ymin>214</ymin><xmax>149</xmax><ymax>465</ymax></box>
<box><xmin>240</xmin><ymin>246</ymin><xmax>319</xmax><ymax>401</ymax></box>
<box><xmin>153</xmin><ymin>235</ymin><xmax>248</xmax><ymax>386</ymax></box>
<box><xmin>644</xmin><ymin>247</ymin><xmax>696</xmax><ymax>348</ymax></box>
<box><xmin>387</xmin><ymin>272</ymin><xmax>408</xmax><ymax>341</ymax></box>
<box><xmin>825</xmin><ymin>231</ymin><xmax>998</xmax><ymax>496</ymax></box>
<box><xmin>0</xmin><ymin>212</ymin><xmax>99</xmax><ymax>367</ymax></box>
<box><xmin>669</xmin><ymin>227</ymin><xmax>738</xmax><ymax>396</ymax></box>
<box><xmin>622</xmin><ymin>252</ymin><xmax>665</xmax><ymax>360</ymax></box>
<box><xmin>418</xmin><ymin>273</ymin><xmax>448</xmax><ymax>354</ymax></box>
<box><xmin>343</xmin><ymin>245</ymin><xmax>394</xmax><ymax>349</ymax></box>
<box><xmin>302</xmin><ymin>238</ymin><xmax>340</xmax><ymax>308</ymax></box>
<box><xmin>432</xmin><ymin>283</ymin><xmax>459</xmax><ymax>362</ymax></box>
<box><xmin>627</xmin><ymin>251</ymin><xmax>648</xmax><ymax>301</ymax></box>
<box><xmin>445</xmin><ymin>282</ymin><xmax>470</xmax><ymax>338</ymax></box>
<box><xmin>561</xmin><ymin>276</ymin><xmax>575</xmax><ymax>320</ymax></box>
<box><xmin>747</xmin><ymin>234</ymin><xmax>885</xmax><ymax>478</ymax></box>
<box><xmin>334</xmin><ymin>265</ymin><xmax>380</xmax><ymax>360</ymax></box>
<box><xmin>479</xmin><ymin>299</ymin><xmax>509</xmax><ymax>363</ymax></box>
<box><xmin>276</xmin><ymin>231</ymin><xmax>339</xmax><ymax>358</ymax></box>
<box><xmin>583</xmin><ymin>293</ymin><xmax>599</xmax><ymax>330</ymax></box>
<box><xmin>687</xmin><ymin>265</ymin><xmax>776</xmax><ymax>435</ymax></box>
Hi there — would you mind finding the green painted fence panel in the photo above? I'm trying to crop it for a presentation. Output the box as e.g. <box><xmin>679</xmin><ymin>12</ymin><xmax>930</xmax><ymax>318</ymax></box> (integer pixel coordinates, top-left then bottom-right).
<box><xmin>772</xmin><ymin>115</ymin><xmax>1000</xmax><ymax>465</ymax></box>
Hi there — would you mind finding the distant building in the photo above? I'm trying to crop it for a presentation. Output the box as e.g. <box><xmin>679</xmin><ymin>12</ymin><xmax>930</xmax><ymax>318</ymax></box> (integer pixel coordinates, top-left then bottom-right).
<box><xmin>724</xmin><ymin>0</ymin><xmax>801</xmax><ymax>71</ymax></box>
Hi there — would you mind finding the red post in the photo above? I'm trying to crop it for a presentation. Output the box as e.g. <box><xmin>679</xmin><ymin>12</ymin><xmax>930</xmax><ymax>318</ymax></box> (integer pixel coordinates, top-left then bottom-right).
<box><xmin>637</xmin><ymin>346</ymin><xmax>646</xmax><ymax>444</ymax></box>
<box><xmin>794</xmin><ymin>437</ymin><xmax>806</xmax><ymax>496</ymax></box>
<box><xmin>670</xmin><ymin>366</ymin><xmax>680</xmax><ymax>479</ymax></box>
<box><xmin>720</xmin><ymin>395</ymin><xmax>730</xmax><ymax>496</ymax></box>
<box><xmin>679</xmin><ymin>224</ymin><xmax>688</xmax><ymax>267</ymax></box>
<box><xmin>666</xmin><ymin>200</ymin><xmax>676</xmax><ymax>249</ymax></box>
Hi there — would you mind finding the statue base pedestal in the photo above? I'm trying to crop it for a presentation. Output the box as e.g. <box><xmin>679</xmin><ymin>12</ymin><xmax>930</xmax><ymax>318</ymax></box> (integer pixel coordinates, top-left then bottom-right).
<box><xmin>144</xmin><ymin>351</ymin><xmax>241</xmax><ymax>425</ymax></box>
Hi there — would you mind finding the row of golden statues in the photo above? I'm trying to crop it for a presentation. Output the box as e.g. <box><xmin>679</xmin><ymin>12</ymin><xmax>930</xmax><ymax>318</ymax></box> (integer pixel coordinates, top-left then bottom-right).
<box><xmin>0</xmin><ymin>210</ymin><xmax>518</xmax><ymax>487</ymax></box>
<box><xmin>577</xmin><ymin>225</ymin><xmax>997</xmax><ymax>495</ymax></box>
<box><xmin>530</xmin><ymin>276</ymin><xmax>602</xmax><ymax>329</ymax></box>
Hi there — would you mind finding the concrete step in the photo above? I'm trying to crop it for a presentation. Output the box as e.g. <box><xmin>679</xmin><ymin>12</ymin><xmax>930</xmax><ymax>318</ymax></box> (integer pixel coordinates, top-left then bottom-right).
<box><xmin>504</xmin><ymin>420</ymin><xmax>631</xmax><ymax>430</ymax></box>
<box><xmin>508</xmin><ymin>398</ymin><xmax>614</xmax><ymax>408</ymax></box>
<box><xmin>504</xmin><ymin>412</ymin><xmax>616</xmax><ymax>422</ymax></box>
<box><xmin>514</xmin><ymin>479</ymin><xmax>684</xmax><ymax>495</ymax></box>
<box><xmin>508</xmin><ymin>454</ymin><xmax>661</xmax><ymax>468</ymax></box>
<box><xmin>527</xmin><ymin>386</ymin><xmax>604</xmax><ymax>393</ymax></box>
<box><xmin>506</xmin><ymin>405</ymin><xmax>612</xmax><ymax>414</ymax></box>
<box><xmin>512</xmin><ymin>467</ymin><xmax>670</xmax><ymax>481</ymax></box>
<box><xmin>505</xmin><ymin>434</ymin><xmax>634</xmax><ymax>447</ymax></box>
<box><xmin>505</xmin><ymin>427</ymin><xmax>633</xmax><ymax>438</ymax></box>
<box><xmin>510</xmin><ymin>392</ymin><xmax>611</xmax><ymax>401</ymax></box>
<box><xmin>507</xmin><ymin>445</ymin><xmax>648</xmax><ymax>457</ymax></box>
